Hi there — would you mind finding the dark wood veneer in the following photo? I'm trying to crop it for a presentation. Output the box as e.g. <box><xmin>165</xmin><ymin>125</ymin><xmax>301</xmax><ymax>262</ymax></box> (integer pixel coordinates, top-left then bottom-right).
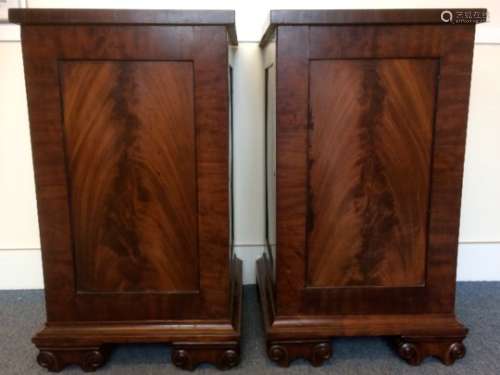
<box><xmin>9</xmin><ymin>9</ymin><xmax>238</xmax><ymax>45</ymax></box>
<box><xmin>260</xmin><ymin>9</ymin><xmax>487</xmax><ymax>46</ymax></box>
<box><xmin>307</xmin><ymin>58</ymin><xmax>436</xmax><ymax>288</ymax></box>
<box><xmin>258</xmin><ymin>9</ymin><xmax>484</xmax><ymax>367</ymax></box>
<box><xmin>11</xmin><ymin>8</ymin><xmax>240</xmax><ymax>371</ymax></box>
<box><xmin>62</xmin><ymin>60</ymin><xmax>199</xmax><ymax>293</ymax></box>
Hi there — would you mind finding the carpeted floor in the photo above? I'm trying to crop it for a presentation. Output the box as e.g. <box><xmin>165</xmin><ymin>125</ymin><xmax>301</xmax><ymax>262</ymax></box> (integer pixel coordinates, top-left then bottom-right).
<box><xmin>0</xmin><ymin>283</ymin><xmax>499</xmax><ymax>374</ymax></box>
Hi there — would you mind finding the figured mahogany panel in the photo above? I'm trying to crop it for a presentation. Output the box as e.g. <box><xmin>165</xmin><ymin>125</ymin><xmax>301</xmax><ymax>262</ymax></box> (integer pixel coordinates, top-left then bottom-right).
<box><xmin>307</xmin><ymin>59</ymin><xmax>438</xmax><ymax>288</ymax></box>
<box><xmin>61</xmin><ymin>61</ymin><xmax>198</xmax><ymax>293</ymax></box>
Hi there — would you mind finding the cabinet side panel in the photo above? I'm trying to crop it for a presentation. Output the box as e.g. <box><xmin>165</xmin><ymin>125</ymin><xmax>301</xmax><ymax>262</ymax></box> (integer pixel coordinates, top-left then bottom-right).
<box><xmin>228</xmin><ymin>63</ymin><xmax>234</xmax><ymax>250</ymax></box>
<box><xmin>307</xmin><ymin>59</ymin><xmax>437</xmax><ymax>288</ymax></box>
<box><xmin>264</xmin><ymin>40</ymin><xmax>277</xmax><ymax>280</ymax></box>
<box><xmin>61</xmin><ymin>61</ymin><xmax>198</xmax><ymax>293</ymax></box>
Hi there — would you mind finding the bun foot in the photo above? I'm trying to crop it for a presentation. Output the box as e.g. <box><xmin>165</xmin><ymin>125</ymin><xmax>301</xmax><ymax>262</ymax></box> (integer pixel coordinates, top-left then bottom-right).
<box><xmin>171</xmin><ymin>342</ymin><xmax>240</xmax><ymax>371</ymax></box>
<box><xmin>36</xmin><ymin>346</ymin><xmax>109</xmax><ymax>372</ymax></box>
<box><xmin>267</xmin><ymin>340</ymin><xmax>332</xmax><ymax>367</ymax></box>
<box><xmin>394</xmin><ymin>336</ymin><xmax>466</xmax><ymax>366</ymax></box>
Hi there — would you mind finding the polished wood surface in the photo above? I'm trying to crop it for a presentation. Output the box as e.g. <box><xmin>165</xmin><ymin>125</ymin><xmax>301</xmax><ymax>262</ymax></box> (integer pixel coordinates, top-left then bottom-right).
<box><xmin>9</xmin><ymin>8</ymin><xmax>238</xmax><ymax>45</ymax></box>
<box><xmin>62</xmin><ymin>61</ymin><xmax>198</xmax><ymax>293</ymax></box>
<box><xmin>258</xmin><ymin>9</ymin><xmax>483</xmax><ymax>367</ymax></box>
<box><xmin>273</xmin><ymin>23</ymin><xmax>476</xmax><ymax>316</ymax></box>
<box><xmin>263</xmin><ymin>42</ymin><xmax>277</xmax><ymax>280</ymax></box>
<box><xmin>308</xmin><ymin>59</ymin><xmax>437</xmax><ymax>288</ymax></box>
<box><xmin>12</xmin><ymin>9</ymin><xmax>240</xmax><ymax>371</ymax></box>
<box><xmin>21</xmin><ymin>24</ymin><xmax>231</xmax><ymax>322</ymax></box>
<box><xmin>260</xmin><ymin>9</ymin><xmax>487</xmax><ymax>46</ymax></box>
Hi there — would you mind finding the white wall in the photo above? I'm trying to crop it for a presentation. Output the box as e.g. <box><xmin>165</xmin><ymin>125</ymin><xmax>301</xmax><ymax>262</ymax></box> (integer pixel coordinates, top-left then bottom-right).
<box><xmin>0</xmin><ymin>0</ymin><xmax>499</xmax><ymax>289</ymax></box>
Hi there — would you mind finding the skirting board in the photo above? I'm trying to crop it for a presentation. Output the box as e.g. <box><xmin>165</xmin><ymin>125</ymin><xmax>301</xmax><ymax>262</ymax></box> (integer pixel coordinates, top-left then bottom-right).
<box><xmin>0</xmin><ymin>243</ymin><xmax>499</xmax><ymax>289</ymax></box>
<box><xmin>0</xmin><ymin>249</ymin><xmax>44</xmax><ymax>289</ymax></box>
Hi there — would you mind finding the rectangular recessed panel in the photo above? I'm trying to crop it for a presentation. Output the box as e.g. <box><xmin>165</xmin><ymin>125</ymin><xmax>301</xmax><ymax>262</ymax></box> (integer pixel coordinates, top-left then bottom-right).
<box><xmin>307</xmin><ymin>59</ymin><xmax>437</xmax><ymax>288</ymax></box>
<box><xmin>61</xmin><ymin>61</ymin><xmax>198</xmax><ymax>293</ymax></box>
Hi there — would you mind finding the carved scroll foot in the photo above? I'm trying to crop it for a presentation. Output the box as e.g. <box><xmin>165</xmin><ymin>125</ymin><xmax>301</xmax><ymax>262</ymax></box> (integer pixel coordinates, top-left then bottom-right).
<box><xmin>267</xmin><ymin>340</ymin><xmax>332</xmax><ymax>367</ymax></box>
<box><xmin>36</xmin><ymin>345</ymin><xmax>109</xmax><ymax>372</ymax></box>
<box><xmin>171</xmin><ymin>342</ymin><xmax>240</xmax><ymax>371</ymax></box>
<box><xmin>394</xmin><ymin>336</ymin><xmax>466</xmax><ymax>366</ymax></box>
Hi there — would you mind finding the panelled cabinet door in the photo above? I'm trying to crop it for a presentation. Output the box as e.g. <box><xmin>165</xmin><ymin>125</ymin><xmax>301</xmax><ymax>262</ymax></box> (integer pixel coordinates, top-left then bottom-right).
<box><xmin>22</xmin><ymin>24</ymin><xmax>230</xmax><ymax>322</ymax></box>
<box><xmin>258</xmin><ymin>9</ymin><xmax>486</xmax><ymax>368</ymax></box>
<box><xmin>293</xmin><ymin>24</ymin><xmax>474</xmax><ymax>316</ymax></box>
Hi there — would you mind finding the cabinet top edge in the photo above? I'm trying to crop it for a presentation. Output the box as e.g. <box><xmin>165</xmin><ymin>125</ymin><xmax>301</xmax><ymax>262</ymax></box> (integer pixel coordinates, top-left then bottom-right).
<box><xmin>260</xmin><ymin>8</ymin><xmax>487</xmax><ymax>47</ymax></box>
<box><xmin>8</xmin><ymin>9</ymin><xmax>238</xmax><ymax>44</ymax></box>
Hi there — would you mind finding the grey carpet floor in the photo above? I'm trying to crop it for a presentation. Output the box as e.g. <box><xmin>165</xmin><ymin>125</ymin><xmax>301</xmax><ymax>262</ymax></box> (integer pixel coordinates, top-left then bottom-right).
<box><xmin>0</xmin><ymin>283</ymin><xmax>499</xmax><ymax>374</ymax></box>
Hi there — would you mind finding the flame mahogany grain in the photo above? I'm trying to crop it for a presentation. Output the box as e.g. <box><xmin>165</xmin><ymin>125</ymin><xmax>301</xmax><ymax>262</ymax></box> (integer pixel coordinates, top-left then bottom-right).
<box><xmin>307</xmin><ymin>58</ymin><xmax>437</xmax><ymax>288</ymax></box>
<box><xmin>61</xmin><ymin>61</ymin><xmax>199</xmax><ymax>293</ymax></box>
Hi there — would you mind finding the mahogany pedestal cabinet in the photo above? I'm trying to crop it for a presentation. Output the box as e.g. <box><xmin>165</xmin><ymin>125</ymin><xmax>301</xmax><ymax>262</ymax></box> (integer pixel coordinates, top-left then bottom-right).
<box><xmin>258</xmin><ymin>9</ymin><xmax>486</xmax><ymax>367</ymax></box>
<box><xmin>10</xmin><ymin>9</ymin><xmax>240</xmax><ymax>372</ymax></box>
